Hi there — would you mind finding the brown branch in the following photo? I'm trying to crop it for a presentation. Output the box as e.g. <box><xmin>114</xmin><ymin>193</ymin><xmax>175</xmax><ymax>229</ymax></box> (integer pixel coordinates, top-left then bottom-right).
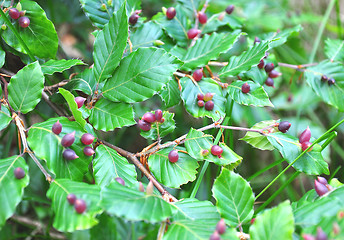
<box><xmin>10</xmin><ymin>215</ymin><xmax>66</xmax><ymax>240</ymax></box>
<box><xmin>100</xmin><ymin>140</ymin><xmax>178</xmax><ymax>202</ymax></box>
<box><xmin>44</xmin><ymin>80</ymin><xmax>69</xmax><ymax>91</ymax></box>
<box><xmin>277</xmin><ymin>62</ymin><xmax>318</xmax><ymax>72</ymax></box>
<box><xmin>41</xmin><ymin>92</ymin><xmax>66</xmax><ymax>117</ymax></box>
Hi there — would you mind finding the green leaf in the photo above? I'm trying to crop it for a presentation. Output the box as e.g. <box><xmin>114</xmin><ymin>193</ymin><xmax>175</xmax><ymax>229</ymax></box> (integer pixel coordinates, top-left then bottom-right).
<box><xmin>185</xmin><ymin>128</ymin><xmax>242</xmax><ymax>166</ymax></box>
<box><xmin>325</xmin><ymin>38</ymin><xmax>344</xmax><ymax>62</ymax></box>
<box><xmin>250</xmin><ymin>201</ymin><xmax>294</xmax><ymax>240</ymax></box>
<box><xmin>27</xmin><ymin>117</ymin><xmax>93</xmax><ymax>181</ymax></box>
<box><xmin>92</xmin><ymin>3</ymin><xmax>128</xmax><ymax>86</ymax></box>
<box><xmin>264</xmin><ymin>25</ymin><xmax>302</xmax><ymax>48</ymax></box>
<box><xmin>267</xmin><ymin>132</ymin><xmax>329</xmax><ymax>175</ymax></box>
<box><xmin>202</xmin><ymin>13</ymin><xmax>243</xmax><ymax>34</ymax></box>
<box><xmin>59</xmin><ymin>88</ymin><xmax>87</xmax><ymax>129</ymax></box>
<box><xmin>240</xmin><ymin>120</ymin><xmax>278</xmax><ymax>151</ymax></box>
<box><xmin>140</xmin><ymin>111</ymin><xmax>175</xmax><ymax>140</ymax></box>
<box><xmin>80</xmin><ymin>0</ymin><xmax>140</xmax><ymax>29</ymax></box>
<box><xmin>153</xmin><ymin>6</ymin><xmax>189</xmax><ymax>47</ymax></box>
<box><xmin>181</xmin><ymin>33</ymin><xmax>240</xmax><ymax>71</ymax></box>
<box><xmin>305</xmin><ymin>60</ymin><xmax>344</xmax><ymax>111</ymax></box>
<box><xmin>293</xmin><ymin>186</ymin><xmax>344</xmax><ymax>226</ymax></box>
<box><xmin>100</xmin><ymin>181</ymin><xmax>174</xmax><ymax>223</ymax></box>
<box><xmin>1</xmin><ymin>0</ymin><xmax>58</xmax><ymax>59</ymax></box>
<box><xmin>103</xmin><ymin>48</ymin><xmax>182</xmax><ymax>103</ymax></box>
<box><xmin>0</xmin><ymin>45</ymin><xmax>5</xmax><ymax>68</ymax></box>
<box><xmin>219</xmin><ymin>41</ymin><xmax>270</xmax><ymax>77</ymax></box>
<box><xmin>0</xmin><ymin>105</ymin><xmax>12</xmax><ymax>131</ymax></box>
<box><xmin>7</xmin><ymin>61</ymin><xmax>44</xmax><ymax>114</ymax></box>
<box><xmin>159</xmin><ymin>79</ymin><xmax>181</xmax><ymax>108</ymax></box>
<box><xmin>93</xmin><ymin>145</ymin><xmax>137</xmax><ymax>188</ymax></box>
<box><xmin>129</xmin><ymin>21</ymin><xmax>163</xmax><ymax>51</ymax></box>
<box><xmin>41</xmin><ymin>59</ymin><xmax>85</xmax><ymax>75</ymax></box>
<box><xmin>0</xmin><ymin>155</ymin><xmax>29</xmax><ymax>228</ymax></box>
<box><xmin>69</xmin><ymin>68</ymin><xmax>95</xmax><ymax>95</ymax></box>
<box><xmin>180</xmin><ymin>77</ymin><xmax>226</xmax><ymax>122</ymax></box>
<box><xmin>228</xmin><ymin>80</ymin><xmax>273</xmax><ymax>107</ymax></box>
<box><xmin>89</xmin><ymin>98</ymin><xmax>135</xmax><ymax>131</ymax></box>
<box><xmin>46</xmin><ymin>179</ymin><xmax>102</xmax><ymax>232</ymax></box>
<box><xmin>148</xmin><ymin>147</ymin><xmax>198</xmax><ymax>188</ymax></box>
<box><xmin>164</xmin><ymin>198</ymin><xmax>220</xmax><ymax>240</ymax></box>
<box><xmin>212</xmin><ymin>168</ymin><xmax>254</xmax><ymax>227</ymax></box>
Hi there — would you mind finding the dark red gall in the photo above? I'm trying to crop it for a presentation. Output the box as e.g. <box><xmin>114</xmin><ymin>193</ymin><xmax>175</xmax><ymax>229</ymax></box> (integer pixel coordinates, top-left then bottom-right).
<box><xmin>142</xmin><ymin>112</ymin><xmax>156</xmax><ymax>123</ymax></box>
<box><xmin>83</xmin><ymin>146</ymin><xmax>95</xmax><ymax>156</ymax></box>
<box><xmin>81</xmin><ymin>133</ymin><xmax>95</xmax><ymax>145</ymax></box>
<box><xmin>193</xmin><ymin>69</ymin><xmax>203</xmax><ymax>81</ymax></box>
<box><xmin>241</xmin><ymin>83</ymin><xmax>250</xmax><ymax>94</ymax></box>
<box><xmin>198</xmin><ymin>12</ymin><xmax>207</xmax><ymax>24</ymax></box>
<box><xmin>265</xmin><ymin>77</ymin><xmax>274</xmax><ymax>87</ymax></box>
<box><xmin>52</xmin><ymin>120</ymin><xmax>62</xmax><ymax>135</ymax></box>
<box><xmin>75</xmin><ymin>96</ymin><xmax>86</xmax><ymax>108</ymax></box>
<box><xmin>317</xmin><ymin>176</ymin><xmax>328</xmax><ymax>185</ymax></box>
<box><xmin>166</xmin><ymin>7</ymin><xmax>176</xmax><ymax>20</ymax></box>
<box><xmin>268</xmin><ymin>70</ymin><xmax>281</xmax><ymax>78</ymax></box>
<box><xmin>137</xmin><ymin>119</ymin><xmax>151</xmax><ymax>131</ymax></box>
<box><xmin>209</xmin><ymin>231</ymin><xmax>221</xmax><ymax>240</ymax></box>
<box><xmin>198</xmin><ymin>100</ymin><xmax>204</xmax><ymax>107</ymax></box>
<box><xmin>301</xmin><ymin>141</ymin><xmax>312</xmax><ymax>152</ymax></box>
<box><xmin>264</xmin><ymin>63</ymin><xmax>274</xmax><ymax>72</ymax></box>
<box><xmin>278</xmin><ymin>121</ymin><xmax>291</xmax><ymax>133</ymax></box>
<box><xmin>61</xmin><ymin>131</ymin><xmax>76</xmax><ymax>147</ymax></box>
<box><xmin>67</xmin><ymin>193</ymin><xmax>77</xmax><ymax>205</ymax></box>
<box><xmin>74</xmin><ymin>199</ymin><xmax>87</xmax><ymax>214</ymax></box>
<box><xmin>63</xmin><ymin>149</ymin><xmax>79</xmax><ymax>161</ymax></box>
<box><xmin>14</xmin><ymin>167</ymin><xmax>25</xmax><ymax>179</ymax></box>
<box><xmin>321</xmin><ymin>75</ymin><xmax>328</xmax><ymax>82</ymax></box>
<box><xmin>314</xmin><ymin>180</ymin><xmax>328</xmax><ymax>197</ymax></box>
<box><xmin>258</xmin><ymin>59</ymin><xmax>264</xmax><ymax>69</ymax></box>
<box><xmin>216</xmin><ymin>219</ymin><xmax>226</xmax><ymax>234</ymax></box>
<box><xmin>187</xmin><ymin>28</ymin><xmax>199</xmax><ymax>39</ymax></box>
<box><xmin>155</xmin><ymin>109</ymin><xmax>163</xmax><ymax>122</ymax></box>
<box><xmin>328</xmin><ymin>78</ymin><xmax>335</xmax><ymax>86</ymax></box>
<box><xmin>299</xmin><ymin>127</ymin><xmax>311</xmax><ymax>144</ymax></box>
<box><xmin>9</xmin><ymin>8</ymin><xmax>20</xmax><ymax>20</ymax></box>
<box><xmin>115</xmin><ymin>177</ymin><xmax>125</xmax><ymax>186</ymax></box>
<box><xmin>211</xmin><ymin>145</ymin><xmax>223</xmax><ymax>156</ymax></box>
<box><xmin>168</xmin><ymin>150</ymin><xmax>179</xmax><ymax>163</ymax></box>
<box><xmin>129</xmin><ymin>14</ymin><xmax>139</xmax><ymax>25</ymax></box>
<box><xmin>225</xmin><ymin>5</ymin><xmax>235</xmax><ymax>14</ymax></box>
<box><xmin>197</xmin><ymin>93</ymin><xmax>204</xmax><ymax>101</ymax></box>
<box><xmin>18</xmin><ymin>16</ymin><xmax>30</xmax><ymax>28</ymax></box>
<box><xmin>204</xmin><ymin>100</ymin><xmax>214</xmax><ymax>111</ymax></box>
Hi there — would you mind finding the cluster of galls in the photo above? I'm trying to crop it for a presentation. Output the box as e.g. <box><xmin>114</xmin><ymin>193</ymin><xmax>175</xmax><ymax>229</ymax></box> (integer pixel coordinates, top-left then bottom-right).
<box><xmin>258</xmin><ymin>59</ymin><xmax>282</xmax><ymax>88</ymax></box>
<box><xmin>52</xmin><ymin>121</ymin><xmax>95</xmax><ymax>160</ymax></box>
<box><xmin>165</xmin><ymin>5</ymin><xmax>235</xmax><ymax>40</ymax></box>
<box><xmin>66</xmin><ymin>193</ymin><xmax>87</xmax><ymax>214</ymax></box>
<box><xmin>8</xmin><ymin>7</ymin><xmax>30</xmax><ymax>28</ymax></box>
<box><xmin>320</xmin><ymin>75</ymin><xmax>335</xmax><ymax>86</ymax></box>
<box><xmin>302</xmin><ymin>227</ymin><xmax>328</xmax><ymax>240</ymax></box>
<box><xmin>201</xmin><ymin>145</ymin><xmax>224</xmax><ymax>159</ymax></box>
<box><xmin>299</xmin><ymin>127</ymin><xmax>313</xmax><ymax>152</ymax></box>
<box><xmin>209</xmin><ymin>219</ymin><xmax>226</xmax><ymax>240</ymax></box>
<box><xmin>314</xmin><ymin>176</ymin><xmax>332</xmax><ymax>197</ymax></box>
<box><xmin>137</xmin><ymin>109</ymin><xmax>164</xmax><ymax>131</ymax></box>
<box><xmin>197</xmin><ymin>92</ymin><xmax>215</xmax><ymax>111</ymax></box>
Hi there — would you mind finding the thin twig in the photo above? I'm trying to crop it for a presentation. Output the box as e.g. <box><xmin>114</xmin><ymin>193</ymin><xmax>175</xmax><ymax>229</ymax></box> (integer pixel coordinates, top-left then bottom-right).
<box><xmin>277</xmin><ymin>62</ymin><xmax>318</xmax><ymax>71</ymax></box>
<box><xmin>10</xmin><ymin>215</ymin><xmax>66</xmax><ymax>240</ymax></box>
<box><xmin>41</xmin><ymin>92</ymin><xmax>66</xmax><ymax>117</ymax></box>
<box><xmin>44</xmin><ymin>80</ymin><xmax>69</xmax><ymax>91</ymax></box>
<box><xmin>14</xmin><ymin>113</ymin><xmax>53</xmax><ymax>182</ymax></box>
<box><xmin>100</xmin><ymin>140</ymin><xmax>178</xmax><ymax>202</ymax></box>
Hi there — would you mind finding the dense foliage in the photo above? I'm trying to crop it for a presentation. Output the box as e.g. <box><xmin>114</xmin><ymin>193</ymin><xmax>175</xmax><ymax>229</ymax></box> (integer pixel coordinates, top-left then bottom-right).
<box><xmin>0</xmin><ymin>0</ymin><xmax>344</xmax><ymax>239</ymax></box>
